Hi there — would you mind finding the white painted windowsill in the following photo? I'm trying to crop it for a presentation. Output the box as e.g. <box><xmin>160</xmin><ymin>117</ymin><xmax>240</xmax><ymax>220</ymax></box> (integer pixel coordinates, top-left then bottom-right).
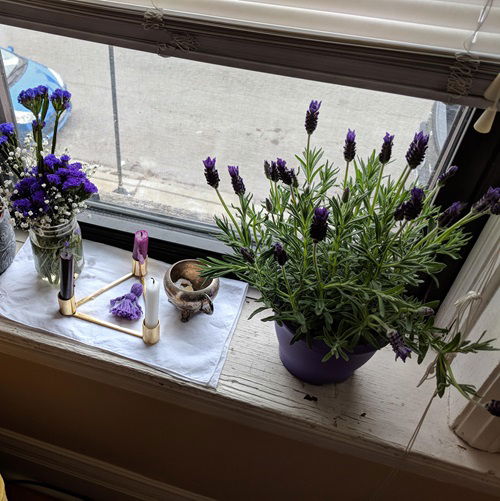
<box><xmin>0</xmin><ymin>232</ymin><xmax>498</xmax><ymax>496</ymax></box>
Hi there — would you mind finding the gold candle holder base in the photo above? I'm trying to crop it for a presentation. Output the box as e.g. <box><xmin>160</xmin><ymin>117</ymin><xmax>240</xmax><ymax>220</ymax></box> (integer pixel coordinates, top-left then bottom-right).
<box><xmin>132</xmin><ymin>258</ymin><xmax>147</xmax><ymax>277</ymax></box>
<box><xmin>142</xmin><ymin>320</ymin><xmax>160</xmax><ymax>345</ymax></box>
<box><xmin>57</xmin><ymin>257</ymin><xmax>157</xmax><ymax>345</ymax></box>
<box><xmin>58</xmin><ymin>295</ymin><xmax>76</xmax><ymax>316</ymax></box>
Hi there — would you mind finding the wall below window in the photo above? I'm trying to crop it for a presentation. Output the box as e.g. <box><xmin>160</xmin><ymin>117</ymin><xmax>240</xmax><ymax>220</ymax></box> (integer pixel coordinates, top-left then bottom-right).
<box><xmin>0</xmin><ymin>352</ymin><xmax>496</xmax><ymax>501</ymax></box>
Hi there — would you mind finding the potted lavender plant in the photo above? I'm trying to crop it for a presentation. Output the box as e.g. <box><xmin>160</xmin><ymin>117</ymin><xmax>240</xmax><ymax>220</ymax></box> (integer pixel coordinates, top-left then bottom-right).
<box><xmin>0</xmin><ymin>86</ymin><xmax>98</xmax><ymax>284</ymax></box>
<box><xmin>200</xmin><ymin>100</ymin><xmax>498</xmax><ymax>398</ymax></box>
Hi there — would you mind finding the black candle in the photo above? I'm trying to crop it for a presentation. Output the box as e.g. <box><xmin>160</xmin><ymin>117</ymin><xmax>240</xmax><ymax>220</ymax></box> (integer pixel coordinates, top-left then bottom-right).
<box><xmin>59</xmin><ymin>249</ymin><xmax>74</xmax><ymax>301</ymax></box>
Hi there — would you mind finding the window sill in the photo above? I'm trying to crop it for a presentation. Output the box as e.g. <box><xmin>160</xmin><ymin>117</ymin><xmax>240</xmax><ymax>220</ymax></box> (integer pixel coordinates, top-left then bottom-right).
<box><xmin>1</xmin><ymin>233</ymin><xmax>499</xmax><ymax>496</ymax></box>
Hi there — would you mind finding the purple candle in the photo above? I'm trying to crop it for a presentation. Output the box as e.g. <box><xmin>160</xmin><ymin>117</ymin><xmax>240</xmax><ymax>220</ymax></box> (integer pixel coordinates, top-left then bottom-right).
<box><xmin>59</xmin><ymin>249</ymin><xmax>74</xmax><ymax>300</ymax></box>
<box><xmin>133</xmin><ymin>230</ymin><xmax>148</xmax><ymax>264</ymax></box>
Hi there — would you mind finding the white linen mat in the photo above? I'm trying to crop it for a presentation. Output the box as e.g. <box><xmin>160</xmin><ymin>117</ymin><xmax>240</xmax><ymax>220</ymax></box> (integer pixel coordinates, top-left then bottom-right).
<box><xmin>0</xmin><ymin>240</ymin><xmax>248</xmax><ymax>388</ymax></box>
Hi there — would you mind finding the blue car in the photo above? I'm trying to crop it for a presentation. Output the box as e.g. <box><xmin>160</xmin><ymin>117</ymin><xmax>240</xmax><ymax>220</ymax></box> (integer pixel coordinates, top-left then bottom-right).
<box><xmin>1</xmin><ymin>46</ymin><xmax>71</xmax><ymax>139</ymax></box>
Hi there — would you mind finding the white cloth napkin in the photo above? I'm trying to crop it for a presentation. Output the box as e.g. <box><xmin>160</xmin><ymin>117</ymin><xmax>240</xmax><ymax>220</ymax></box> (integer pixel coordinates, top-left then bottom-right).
<box><xmin>0</xmin><ymin>240</ymin><xmax>248</xmax><ymax>388</ymax></box>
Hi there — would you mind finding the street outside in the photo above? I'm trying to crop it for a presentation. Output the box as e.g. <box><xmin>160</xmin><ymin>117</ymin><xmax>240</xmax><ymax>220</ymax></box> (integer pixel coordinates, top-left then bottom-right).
<box><xmin>0</xmin><ymin>24</ymin><xmax>436</xmax><ymax>224</ymax></box>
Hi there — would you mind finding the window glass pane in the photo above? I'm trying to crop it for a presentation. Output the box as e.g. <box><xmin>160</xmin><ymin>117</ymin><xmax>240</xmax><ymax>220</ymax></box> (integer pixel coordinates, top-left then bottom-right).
<box><xmin>0</xmin><ymin>24</ymin><xmax>460</xmax><ymax>225</ymax></box>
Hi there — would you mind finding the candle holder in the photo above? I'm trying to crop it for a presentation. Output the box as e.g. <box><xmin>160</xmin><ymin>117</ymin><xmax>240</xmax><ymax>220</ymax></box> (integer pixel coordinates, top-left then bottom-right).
<box><xmin>57</xmin><ymin>257</ymin><xmax>160</xmax><ymax>345</ymax></box>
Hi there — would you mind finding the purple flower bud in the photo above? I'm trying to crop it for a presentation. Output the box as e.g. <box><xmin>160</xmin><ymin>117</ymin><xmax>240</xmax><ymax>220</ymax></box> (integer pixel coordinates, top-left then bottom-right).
<box><xmin>417</xmin><ymin>307</ymin><xmax>435</xmax><ymax>317</ymax></box>
<box><xmin>228</xmin><ymin>165</ymin><xmax>246</xmax><ymax>195</ymax></box>
<box><xmin>343</xmin><ymin>129</ymin><xmax>356</xmax><ymax>162</ymax></box>
<box><xmin>203</xmin><ymin>156</ymin><xmax>219</xmax><ymax>189</ymax></box>
<box><xmin>240</xmin><ymin>247</ymin><xmax>255</xmax><ymax>264</ymax></box>
<box><xmin>438</xmin><ymin>201</ymin><xmax>467</xmax><ymax>227</ymax></box>
<box><xmin>305</xmin><ymin>100</ymin><xmax>321</xmax><ymax>135</ymax></box>
<box><xmin>379</xmin><ymin>132</ymin><xmax>394</xmax><ymax>164</ymax></box>
<box><xmin>438</xmin><ymin>165</ymin><xmax>458</xmax><ymax>186</ymax></box>
<box><xmin>405</xmin><ymin>131</ymin><xmax>429</xmax><ymax>169</ymax></box>
<box><xmin>0</xmin><ymin>122</ymin><xmax>15</xmax><ymax>136</ymax></box>
<box><xmin>264</xmin><ymin>160</ymin><xmax>280</xmax><ymax>182</ymax></box>
<box><xmin>491</xmin><ymin>201</ymin><xmax>500</xmax><ymax>215</ymax></box>
<box><xmin>387</xmin><ymin>330</ymin><xmax>412</xmax><ymax>362</ymax></box>
<box><xmin>485</xmin><ymin>400</ymin><xmax>500</xmax><ymax>417</ymax></box>
<box><xmin>50</xmin><ymin>88</ymin><xmax>72</xmax><ymax>111</ymax></box>
<box><xmin>273</xmin><ymin>242</ymin><xmax>287</xmax><ymax>266</ymax></box>
<box><xmin>32</xmin><ymin>119</ymin><xmax>46</xmax><ymax>129</ymax></box>
<box><xmin>472</xmin><ymin>187</ymin><xmax>500</xmax><ymax>213</ymax></box>
<box><xmin>310</xmin><ymin>207</ymin><xmax>330</xmax><ymax>242</ymax></box>
<box><xmin>342</xmin><ymin>187</ymin><xmax>350</xmax><ymax>203</ymax></box>
<box><xmin>265</xmin><ymin>198</ymin><xmax>273</xmax><ymax>212</ymax></box>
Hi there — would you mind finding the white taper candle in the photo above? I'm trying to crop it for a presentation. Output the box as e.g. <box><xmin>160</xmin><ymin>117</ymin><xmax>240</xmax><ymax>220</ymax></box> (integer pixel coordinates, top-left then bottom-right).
<box><xmin>144</xmin><ymin>276</ymin><xmax>160</xmax><ymax>328</ymax></box>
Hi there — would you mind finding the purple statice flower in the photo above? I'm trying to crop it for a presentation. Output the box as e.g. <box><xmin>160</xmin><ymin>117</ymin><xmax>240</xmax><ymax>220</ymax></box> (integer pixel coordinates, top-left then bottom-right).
<box><xmin>109</xmin><ymin>283</ymin><xmax>143</xmax><ymax>320</ymax></box>
<box><xmin>310</xmin><ymin>207</ymin><xmax>330</xmax><ymax>242</ymax></box>
<box><xmin>485</xmin><ymin>400</ymin><xmax>500</xmax><ymax>417</ymax></box>
<box><xmin>438</xmin><ymin>165</ymin><xmax>458</xmax><ymax>186</ymax></box>
<box><xmin>343</xmin><ymin>129</ymin><xmax>356</xmax><ymax>162</ymax></box>
<box><xmin>438</xmin><ymin>201</ymin><xmax>467</xmax><ymax>227</ymax></box>
<box><xmin>406</xmin><ymin>131</ymin><xmax>429</xmax><ymax>169</ymax></box>
<box><xmin>43</xmin><ymin>154</ymin><xmax>61</xmax><ymax>170</ymax></box>
<box><xmin>10</xmin><ymin>175</ymin><xmax>49</xmax><ymax>217</ymax></box>
<box><xmin>239</xmin><ymin>247</ymin><xmax>255</xmax><ymax>264</ymax></box>
<box><xmin>387</xmin><ymin>330</ymin><xmax>412</xmax><ymax>362</ymax></box>
<box><xmin>273</xmin><ymin>242</ymin><xmax>287</xmax><ymax>266</ymax></box>
<box><xmin>60</xmin><ymin>154</ymin><xmax>71</xmax><ymax>164</ymax></box>
<box><xmin>50</xmin><ymin>88</ymin><xmax>72</xmax><ymax>112</ymax></box>
<box><xmin>32</xmin><ymin>119</ymin><xmax>46</xmax><ymax>129</ymax></box>
<box><xmin>305</xmin><ymin>100</ymin><xmax>321</xmax><ymax>135</ymax></box>
<box><xmin>491</xmin><ymin>202</ymin><xmax>500</xmax><ymax>215</ymax></box>
<box><xmin>0</xmin><ymin>135</ymin><xmax>7</xmax><ymax>145</ymax></box>
<box><xmin>18</xmin><ymin>86</ymin><xmax>48</xmax><ymax>114</ymax></box>
<box><xmin>264</xmin><ymin>160</ymin><xmax>280</xmax><ymax>182</ymax></box>
<box><xmin>46</xmin><ymin>173</ymin><xmax>61</xmax><ymax>185</ymax></box>
<box><xmin>379</xmin><ymin>132</ymin><xmax>394</xmax><ymax>164</ymax></box>
<box><xmin>228</xmin><ymin>165</ymin><xmax>245</xmax><ymax>195</ymax></box>
<box><xmin>0</xmin><ymin>122</ymin><xmax>15</xmax><ymax>136</ymax></box>
<box><xmin>203</xmin><ymin>156</ymin><xmax>219</xmax><ymax>189</ymax></box>
<box><xmin>83</xmin><ymin>179</ymin><xmax>98</xmax><ymax>194</ymax></box>
<box><xmin>472</xmin><ymin>187</ymin><xmax>500</xmax><ymax>213</ymax></box>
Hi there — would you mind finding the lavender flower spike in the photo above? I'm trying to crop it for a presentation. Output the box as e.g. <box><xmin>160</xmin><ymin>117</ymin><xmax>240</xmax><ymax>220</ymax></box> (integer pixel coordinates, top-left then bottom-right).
<box><xmin>203</xmin><ymin>156</ymin><xmax>219</xmax><ymax>189</ymax></box>
<box><xmin>387</xmin><ymin>330</ymin><xmax>412</xmax><ymax>362</ymax></box>
<box><xmin>438</xmin><ymin>165</ymin><xmax>458</xmax><ymax>186</ymax></box>
<box><xmin>379</xmin><ymin>132</ymin><xmax>394</xmax><ymax>164</ymax></box>
<box><xmin>240</xmin><ymin>247</ymin><xmax>255</xmax><ymax>264</ymax></box>
<box><xmin>228</xmin><ymin>165</ymin><xmax>246</xmax><ymax>195</ymax></box>
<box><xmin>404</xmin><ymin>187</ymin><xmax>425</xmax><ymax>220</ymax></box>
<box><xmin>406</xmin><ymin>131</ymin><xmax>429</xmax><ymax>169</ymax></box>
<box><xmin>273</xmin><ymin>242</ymin><xmax>287</xmax><ymax>266</ymax></box>
<box><xmin>310</xmin><ymin>207</ymin><xmax>330</xmax><ymax>242</ymax></box>
<box><xmin>264</xmin><ymin>160</ymin><xmax>280</xmax><ymax>182</ymax></box>
<box><xmin>485</xmin><ymin>400</ymin><xmax>500</xmax><ymax>417</ymax></box>
<box><xmin>343</xmin><ymin>129</ymin><xmax>356</xmax><ymax>162</ymax></box>
<box><xmin>109</xmin><ymin>283</ymin><xmax>143</xmax><ymax>320</ymax></box>
<box><xmin>472</xmin><ymin>187</ymin><xmax>500</xmax><ymax>213</ymax></box>
<box><xmin>305</xmin><ymin>100</ymin><xmax>321</xmax><ymax>135</ymax></box>
<box><xmin>438</xmin><ymin>201</ymin><xmax>467</xmax><ymax>227</ymax></box>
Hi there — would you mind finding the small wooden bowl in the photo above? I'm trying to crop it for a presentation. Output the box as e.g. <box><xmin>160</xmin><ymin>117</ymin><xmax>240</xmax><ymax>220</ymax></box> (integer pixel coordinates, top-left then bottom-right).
<box><xmin>164</xmin><ymin>259</ymin><xmax>220</xmax><ymax>322</ymax></box>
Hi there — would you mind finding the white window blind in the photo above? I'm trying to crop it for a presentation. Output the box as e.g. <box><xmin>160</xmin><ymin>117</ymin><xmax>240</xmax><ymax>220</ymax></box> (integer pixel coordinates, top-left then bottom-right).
<box><xmin>113</xmin><ymin>0</ymin><xmax>500</xmax><ymax>59</ymax></box>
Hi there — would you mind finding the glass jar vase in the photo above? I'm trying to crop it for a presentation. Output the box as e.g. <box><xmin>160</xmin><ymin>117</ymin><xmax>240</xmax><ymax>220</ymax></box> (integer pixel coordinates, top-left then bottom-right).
<box><xmin>0</xmin><ymin>207</ymin><xmax>16</xmax><ymax>275</ymax></box>
<box><xmin>29</xmin><ymin>218</ymin><xmax>84</xmax><ymax>285</ymax></box>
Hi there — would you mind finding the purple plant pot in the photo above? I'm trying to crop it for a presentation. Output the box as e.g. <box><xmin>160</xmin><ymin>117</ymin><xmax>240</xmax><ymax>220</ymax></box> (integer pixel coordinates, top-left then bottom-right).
<box><xmin>275</xmin><ymin>322</ymin><xmax>378</xmax><ymax>385</ymax></box>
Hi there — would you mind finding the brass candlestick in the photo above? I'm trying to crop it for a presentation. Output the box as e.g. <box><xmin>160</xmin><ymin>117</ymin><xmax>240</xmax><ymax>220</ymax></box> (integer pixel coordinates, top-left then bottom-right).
<box><xmin>57</xmin><ymin>257</ymin><xmax>160</xmax><ymax>345</ymax></box>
